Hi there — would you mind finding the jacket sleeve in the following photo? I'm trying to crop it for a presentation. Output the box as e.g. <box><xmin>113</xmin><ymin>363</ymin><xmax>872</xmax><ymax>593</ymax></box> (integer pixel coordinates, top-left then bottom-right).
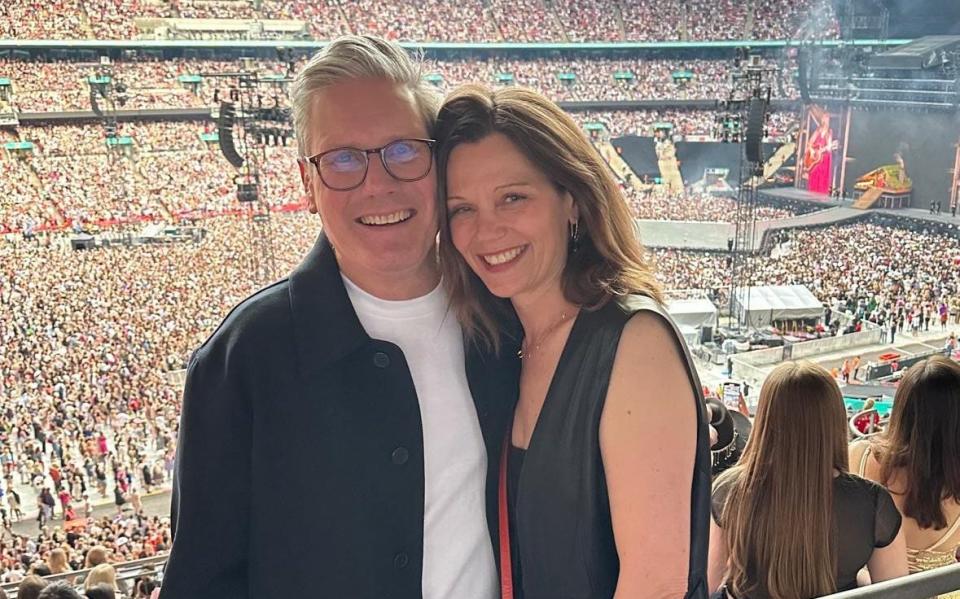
<box><xmin>159</xmin><ymin>343</ymin><xmax>252</xmax><ymax>599</ymax></box>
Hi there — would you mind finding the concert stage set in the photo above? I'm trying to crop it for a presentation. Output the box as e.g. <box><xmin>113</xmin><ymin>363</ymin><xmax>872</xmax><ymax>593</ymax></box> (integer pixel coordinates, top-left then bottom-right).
<box><xmin>637</xmin><ymin>185</ymin><xmax>960</xmax><ymax>252</ymax></box>
<box><xmin>636</xmin><ymin>204</ymin><xmax>867</xmax><ymax>251</ymax></box>
<box><xmin>794</xmin><ymin>36</ymin><xmax>960</xmax><ymax>213</ymax></box>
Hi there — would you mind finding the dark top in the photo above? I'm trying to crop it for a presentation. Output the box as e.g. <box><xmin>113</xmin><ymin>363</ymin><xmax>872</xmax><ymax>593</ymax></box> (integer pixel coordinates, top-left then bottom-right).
<box><xmin>508</xmin><ymin>444</ymin><xmax>526</xmax><ymax>599</ymax></box>
<box><xmin>712</xmin><ymin>471</ymin><xmax>902</xmax><ymax>599</ymax></box>
<box><xmin>159</xmin><ymin>233</ymin><xmax>521</xmax><ymax>599</ymax></box>
<box><xmin>508</xmin><ymin>296</ymin><xmax>712</xmax><ymax>599</ymax></box>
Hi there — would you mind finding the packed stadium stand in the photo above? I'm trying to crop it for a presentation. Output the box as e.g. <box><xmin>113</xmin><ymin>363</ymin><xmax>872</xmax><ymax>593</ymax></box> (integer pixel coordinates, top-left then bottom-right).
<box><xmin>4</xmin><ymin>0</ymin><xmax>960</xmax><ymax>596</ymax></box>
<box><xmin>0</xmin><ymin>0</ymin><xmax>838</xmax><ymax>41</ymax></box>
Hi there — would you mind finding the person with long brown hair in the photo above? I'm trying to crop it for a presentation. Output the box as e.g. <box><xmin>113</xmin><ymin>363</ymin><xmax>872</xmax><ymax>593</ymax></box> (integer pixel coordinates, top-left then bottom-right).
<box><xmin>710</xmin><ymin>361</ymin><xmax>907</xmax><ymax>599</ymax></box>
<box><xmin>436</xmin><ymin>84</ymin><xmax>711</xmax><ymax>598</ymax></box>
<box><xmin>850</xmin><ymin>355</ymin><xmax>960</xmax><ymax>597</ymax></box>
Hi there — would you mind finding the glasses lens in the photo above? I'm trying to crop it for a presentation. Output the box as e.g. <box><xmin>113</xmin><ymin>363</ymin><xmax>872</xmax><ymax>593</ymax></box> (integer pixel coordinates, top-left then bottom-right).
<box><xmin>383</xmin><ymin>139</ymin><xmax>432</xmax><ymax>181</ymax></box>
<box><xmin>319</xmin><ymin>148</ymin><xmax>366</xmax><ymax>190</ymax></box>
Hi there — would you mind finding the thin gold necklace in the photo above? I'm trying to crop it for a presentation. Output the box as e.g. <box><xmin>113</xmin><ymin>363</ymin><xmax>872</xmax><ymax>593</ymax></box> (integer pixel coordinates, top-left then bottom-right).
<box><xmin>518</xmin><ymin>311</ymin><xmax>570</xmax><ymax>360</ymax></box>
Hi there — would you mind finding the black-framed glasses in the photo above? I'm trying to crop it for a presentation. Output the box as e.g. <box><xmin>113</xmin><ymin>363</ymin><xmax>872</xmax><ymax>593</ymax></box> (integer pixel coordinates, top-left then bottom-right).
<box><xmin>304</xmin><ymin>138</ymin><xmax>436</xmax><ymax>191</ymax></box>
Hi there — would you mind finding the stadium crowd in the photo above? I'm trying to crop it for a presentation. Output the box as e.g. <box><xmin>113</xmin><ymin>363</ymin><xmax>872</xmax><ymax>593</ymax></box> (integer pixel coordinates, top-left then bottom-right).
<box><xmin>626</xmin><ymin>189</ymin><xmax>796</xmax><ymax>223</ymax></box>
<box><xmin>578</xmin><ymin>109</ymin><xmax>798</xmax><ymax>140</ymax></box>
<box><xmin>0</xmin><ymin>212</ymin><xmax>325</xmax><ymax>589</ymax></box>
<box><xmin>1</xmin><ymin>55</ymin><xmax>800</xmax><ymax>113</ymax></box>
<box><xmin>0</xmin><ymin>0</ymin><xmax>839</xmax><ymax>42</ymax></box>
<box><xmin>653</xmin><ymin>222</ymin><xmax>960</xmax><ymax>336</ymax></box>
<box><xmin>1</xmin><ymin>109</ymin><xmax>802</xmax><ymax>233</ymax></box>
<box><xmin>0</xmin><ymin>2</ymin><xmax>950</xmax><ymax>594</ymax></box>
<box><xmin>4</xmin><ymin>182</ymin><xmax>960</xmax><ymax>595</ymax></box>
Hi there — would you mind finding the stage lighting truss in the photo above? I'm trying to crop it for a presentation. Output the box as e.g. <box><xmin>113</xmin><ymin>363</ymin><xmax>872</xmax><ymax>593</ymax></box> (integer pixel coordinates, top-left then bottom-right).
<box><xmin>724</xmin><ymin>49</ymin><xmax>776</xmax><ymax>330</ymax></box>
<box><xmin>87</xmin><ymin>61</ymin><xmax>133</xmax><ymax>156</ymax></box>
<box><xmin>203</xmin><ymin>65</ymin><xmax>292</xmax><ymax>287</ymax></box>
<box><xmin>804</xmin><ymin>44</ymin><xmax>960</xmax><ymax>111</ymax></box>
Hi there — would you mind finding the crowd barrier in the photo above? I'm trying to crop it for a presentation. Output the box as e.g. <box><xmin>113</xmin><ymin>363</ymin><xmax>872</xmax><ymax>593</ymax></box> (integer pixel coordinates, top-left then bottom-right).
<box><xmin>824</xmin><ymin>562</ymin><xmax>960</xmax><ymax>598</ymax></box>
<box><xmin>789</xmin><ymin>326</ymin><xmax>883</xmax><ymax>360</ymax></box>
<box><xmin>730</xmin><ymin>324</ymin><xmax>884</xmax><ymax>387</ymax></box>
<box><xmin>0</xmin><ymin>554</ymin><xmax>168</xmax><ymax>596</ymax></box>
<box><xmin>1</xmin><ymin>201</ymin><xmax>306</xmax><ymax>236</ymax></box>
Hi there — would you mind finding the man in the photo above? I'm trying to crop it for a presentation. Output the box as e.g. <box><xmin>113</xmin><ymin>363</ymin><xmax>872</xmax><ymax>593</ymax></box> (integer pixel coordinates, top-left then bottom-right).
<box><xmin>159</xmin><ymin>36</ymin><xmax>519</xmax><ymax>599</ymax></box>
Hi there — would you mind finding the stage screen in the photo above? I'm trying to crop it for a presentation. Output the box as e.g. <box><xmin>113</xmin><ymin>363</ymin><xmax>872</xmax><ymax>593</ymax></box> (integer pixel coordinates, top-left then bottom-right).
<box><xmin>845</xmin><ymin>110</ymin><xmax>960</xmax><ymax>207</ymax></box>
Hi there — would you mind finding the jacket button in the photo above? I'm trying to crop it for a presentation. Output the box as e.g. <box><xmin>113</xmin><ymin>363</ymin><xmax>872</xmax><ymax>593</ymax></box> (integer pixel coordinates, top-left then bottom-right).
<box><xmin>391</xmin><ymin>446</ymin><xmax>409</xmax><ymax>465</ymax></box>
<box><xmin>394</xmin><ymin>552</ymin><xmax>409</xmax><ymax>569</ymax></box>
<box><xmin>373</xmin><ymin>352</ymin><xmax>390</xmax><ymax>368</ymax></box>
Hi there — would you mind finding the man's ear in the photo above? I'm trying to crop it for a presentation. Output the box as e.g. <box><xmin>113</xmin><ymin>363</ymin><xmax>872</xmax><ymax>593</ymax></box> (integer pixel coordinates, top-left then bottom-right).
<box><xmin>298</xmin><ymin>159</ymin><xmax>318</xmax><ymax>215</ymax></box>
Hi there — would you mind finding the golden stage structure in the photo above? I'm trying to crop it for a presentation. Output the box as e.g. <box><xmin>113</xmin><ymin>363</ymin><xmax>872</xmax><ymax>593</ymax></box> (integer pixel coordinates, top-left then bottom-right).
<box><xmin>852</xmin><ymin>158</ymin><xmax>913</xmax><ymax>209</ymax></box>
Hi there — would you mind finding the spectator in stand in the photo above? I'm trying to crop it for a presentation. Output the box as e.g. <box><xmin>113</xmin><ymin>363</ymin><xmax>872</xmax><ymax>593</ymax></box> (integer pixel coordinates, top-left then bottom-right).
<box><xmin>36</xmin><ymin>584</ymin><xmax>81</xmax><ymax>599</ymax></box>
<box><xmin>850</xmin><ymin>356</ymin><xmax>960</xmax><ymax>592</ymax></box>
<box><xmin>437</xmin><ymin>83</ymin><xmax>708</xmax><ymax>598</ymax></box>
<box><xmin>16</xmin><ymin>576</ymin><xmax>48</xmax><ymax>599</ymax></box>
<box><xmin>82</xmin><ymin>547</ymin><xmax>107</xmax><ymax>570</ymax></box>
<box><xmin>852</xmin><ymin>398</ymin><xmax>882</xmax><ymax>436</ymax></box>
<box><xmin>161</xmin><ymin>34</ymin><xmax>517</xmax><ymax>599</ymax></box>
<box><xmin>46</xmin><ymin>549</ymin><xmax>71</xmax><ymax>575</ymax></box>
<box><xmin>709</xmin><ymin>361</ymin><xmax>907</xmax><ymax>597</ymax></box>
<box><xmin>83</xmin><ymin>565</ymin><xmax>119</xmax><ymax>596</ymax></box>
<box><xmin>83</xmin><ymin>585</ymin><xmax>115</xmax><ymax>599</ymax></box>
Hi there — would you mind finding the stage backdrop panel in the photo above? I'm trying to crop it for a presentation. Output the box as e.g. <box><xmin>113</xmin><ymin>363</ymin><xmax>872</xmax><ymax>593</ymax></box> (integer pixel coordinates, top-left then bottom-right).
<box><xmin>613</xmin><ymin>136</ymin><xmax>782</xmax><ymax>184</ymax></box>
<box><xmin>845</xmin><ymin>110</ymin><xmax>960</xmax><ymax>207</ymax></box>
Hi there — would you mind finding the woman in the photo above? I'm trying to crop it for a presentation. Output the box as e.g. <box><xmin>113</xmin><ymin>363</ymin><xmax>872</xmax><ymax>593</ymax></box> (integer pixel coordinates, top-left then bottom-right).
<box><xmin>710</xmin><ymin>362</ymin><xmax>907</xmax><ymax>599</ymax></box>
<box><xmin>806</xmin><ymin>113</ymin><xmax>833</xmax><ymax>195</ymax></box>
<box><xmin>84</xmin><ymin>564</ymin><xmax>121</xmax><ymax>596</ymax></box>
<box><xmin>436</xmin><ymin>85</ymin><xmax>710</xmax><ymax>598</ymax></box>
<box><xmin>850</xmin><ymin>356</ymin><xmax>960</xmax><ymax>597</ymax></box>
<box><xmin>46</xmin><ymin>548</ymin><xmax>71</xmax><ymax>575</ymax></box>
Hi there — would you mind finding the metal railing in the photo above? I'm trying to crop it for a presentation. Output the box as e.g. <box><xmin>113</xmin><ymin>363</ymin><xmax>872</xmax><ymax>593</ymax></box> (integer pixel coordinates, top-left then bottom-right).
<box><xmin>848</xmin><ymin>408</ymin><xmax>885</xmax><ymax>439</ymax></box>
<box><xmin>823</xmin><ymin>563</ymin><xmax>960</xmax><ymax>598</ymax></box>
<box><xmin>0</xmin><ymin>554</ymin><xmax>168</xmax><ymax>596</ymax></box>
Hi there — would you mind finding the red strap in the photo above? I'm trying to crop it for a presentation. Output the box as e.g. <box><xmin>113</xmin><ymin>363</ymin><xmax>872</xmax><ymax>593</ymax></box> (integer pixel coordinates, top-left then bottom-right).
<box><xmin>498</xmin><ymin>435</ymin><xmax>514</xmax><ymax>599</ymax></box>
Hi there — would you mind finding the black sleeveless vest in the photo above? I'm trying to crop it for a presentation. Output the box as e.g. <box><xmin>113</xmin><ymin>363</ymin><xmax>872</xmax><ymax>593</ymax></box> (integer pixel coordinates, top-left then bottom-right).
<box><xmin>510</xmin><ymin>295</ymin><xmax>711</xmax><ymax>599</ymax></box>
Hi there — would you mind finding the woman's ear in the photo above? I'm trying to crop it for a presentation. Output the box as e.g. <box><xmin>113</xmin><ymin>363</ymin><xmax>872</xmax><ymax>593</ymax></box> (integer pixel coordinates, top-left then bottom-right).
<box><xmin>564</xmin><ymin>190</ymin><xmax>579</xmax><ymax>223</ymax></box>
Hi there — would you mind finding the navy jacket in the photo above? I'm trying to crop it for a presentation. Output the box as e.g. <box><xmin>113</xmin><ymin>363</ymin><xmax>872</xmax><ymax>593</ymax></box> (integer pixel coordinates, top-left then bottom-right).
<box><xmin>159</xmin><ymin>233</ymin><xmax>520</xmax><ymax>599</ymax></box>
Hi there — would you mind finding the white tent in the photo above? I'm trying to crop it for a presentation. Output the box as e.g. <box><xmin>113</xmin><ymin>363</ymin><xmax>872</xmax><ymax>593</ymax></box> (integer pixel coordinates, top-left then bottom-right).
<box><xmin>734</xmin><ymin>285</ymin><xmax>822</xmax><ymax>327</ymax></box>
<box><xmin>667</xmin><ymin>298</ymin><xmax>719</xmax><ymax>329</ymax></box>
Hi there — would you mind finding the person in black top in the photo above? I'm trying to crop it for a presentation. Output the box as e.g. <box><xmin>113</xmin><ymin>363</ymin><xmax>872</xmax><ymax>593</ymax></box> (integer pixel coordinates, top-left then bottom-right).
<box><xmin>437</xmin><ymin>85</ymin><xmax>712</xmax><ymax>599</ymax></box>
<box><xmin>708</xmin><ymin>361</ymin><xmax>907</xmax><ymax>599</ymax></box>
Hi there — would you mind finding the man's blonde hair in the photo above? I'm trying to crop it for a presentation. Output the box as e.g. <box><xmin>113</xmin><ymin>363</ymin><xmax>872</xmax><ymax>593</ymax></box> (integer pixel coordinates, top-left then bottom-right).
<box><xmin>290</xmin><ymin>35</ymin><xmax>440</xmax><ymax>157</ymax></box>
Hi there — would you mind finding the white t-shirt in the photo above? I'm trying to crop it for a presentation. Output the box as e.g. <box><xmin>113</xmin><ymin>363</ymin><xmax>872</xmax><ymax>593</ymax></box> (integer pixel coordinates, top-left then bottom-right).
<box><xmin>343</xmin><ymin>276</ymin><xmax>497</xmax><ymax>599</ymax></box>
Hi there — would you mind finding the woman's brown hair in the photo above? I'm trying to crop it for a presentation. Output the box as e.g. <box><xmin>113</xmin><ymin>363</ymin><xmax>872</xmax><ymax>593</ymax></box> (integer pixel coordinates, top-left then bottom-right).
<box><xmin>716</xmin><ymin>361</ymin><xmax>849</xmax><ymax>599</ymax></box>
<box><xmin>47</xmin><ymin>548</ymin><xmax>70</xmax><ymax>574</ymax></box>
<box><xmin>877</xmin><ymin>355</ymin><xmax>960</xmax><ymax>529</ymax></box>
<box><xmin>435</xmin><ymin>84</ymin><xmax>662</xmax><ymax>352</ymax></box>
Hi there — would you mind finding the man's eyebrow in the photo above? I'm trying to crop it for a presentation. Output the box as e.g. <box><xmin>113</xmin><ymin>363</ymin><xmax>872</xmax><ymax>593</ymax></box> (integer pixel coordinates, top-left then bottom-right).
<box><xmin>316</xmin><ymin>134</ymin><xmax>426</xmax><ymax>151</ymax></box>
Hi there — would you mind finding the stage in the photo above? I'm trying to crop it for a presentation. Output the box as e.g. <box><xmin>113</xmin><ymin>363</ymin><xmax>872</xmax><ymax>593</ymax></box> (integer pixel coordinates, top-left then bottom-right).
<box><xmin>635</xmin><ymin>186</ymin><xmax>960</xmax><ymax>252</ymax></box>
<box><xmin>636</xmin><ymin>191</ymin><xmax>867</xmax><ymax>251</ymax></box>
<box><xmin>760</xmin><ymin>186</ymin><xmax>960</xmax><ymax>229</ymax></box>
<box><xmin>757</xmin><ymin>187</ymin><xmax>845</xmax><ymax>207</ymax></box>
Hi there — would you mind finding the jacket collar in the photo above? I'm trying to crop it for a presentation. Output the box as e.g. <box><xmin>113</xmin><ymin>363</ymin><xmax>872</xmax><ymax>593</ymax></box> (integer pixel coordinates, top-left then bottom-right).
<box><xmin>288</xmin><ymin>232</ymin><xmax>370</xmax><ymax>371</ymax></box>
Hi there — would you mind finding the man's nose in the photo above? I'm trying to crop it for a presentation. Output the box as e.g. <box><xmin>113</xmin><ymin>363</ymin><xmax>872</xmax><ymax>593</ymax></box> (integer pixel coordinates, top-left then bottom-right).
<box><xmin>360</xmin><ymin>153</ymin><xmax>396</xmax><ymax>192</ymax></box>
